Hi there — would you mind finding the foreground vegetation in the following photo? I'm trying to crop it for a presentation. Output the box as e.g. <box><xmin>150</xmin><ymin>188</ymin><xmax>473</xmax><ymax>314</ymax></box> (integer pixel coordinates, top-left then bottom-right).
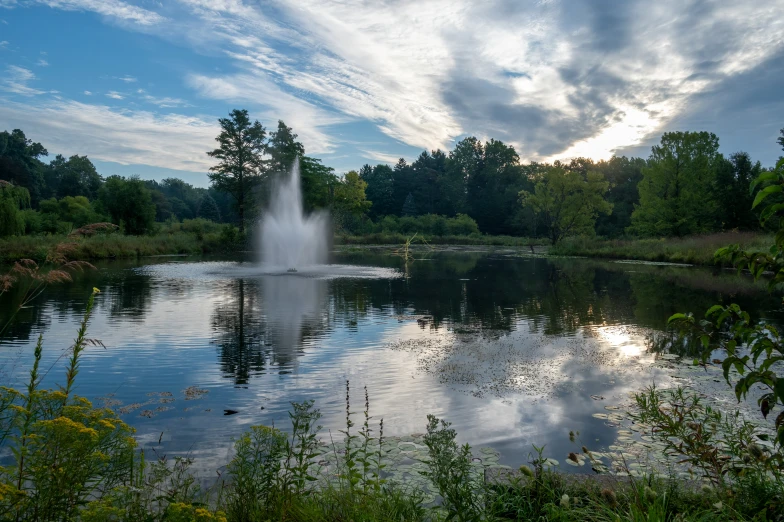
<box><xmin>550</xmin><ymin>232</ymin><xmax>772</xmax><ymax>266</ymax></box>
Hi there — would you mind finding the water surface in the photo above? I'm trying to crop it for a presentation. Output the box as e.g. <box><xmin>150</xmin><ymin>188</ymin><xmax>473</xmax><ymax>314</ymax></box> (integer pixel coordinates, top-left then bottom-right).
<box><xmin>1</xmin><ymin>249</ymin><xmax>778</xmax><ymax>475</ymax></box>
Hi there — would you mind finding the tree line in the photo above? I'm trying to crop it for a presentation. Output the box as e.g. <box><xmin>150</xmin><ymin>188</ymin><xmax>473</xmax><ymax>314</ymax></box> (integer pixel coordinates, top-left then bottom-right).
<box><xmin>2</xmin><ymin>107</ymin><xmax>783</xmax><ymax>244</ymax></box>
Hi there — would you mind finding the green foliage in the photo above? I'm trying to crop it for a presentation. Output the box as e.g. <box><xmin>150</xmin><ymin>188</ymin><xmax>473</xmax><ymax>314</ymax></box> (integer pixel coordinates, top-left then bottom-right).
<box><xmin>207</xmin><ymin>109</ymin><xmax>267</xmax><ymax>233</ymax></box>
<box><xmin>38</xmin><ymin>195</ymin><xmax>106</xmax><ymax>233</ymax></box>
<box><xmin>333</xmin><ymin>170</ymin><xmax>371</xmax><ymax>217</ymax></box>
<box><xmin>550</xmin><ymin>232</ymin><xmax>771</xmax><ymax>266</ymax></box>
<box><xmin>224</xmin><ymin>425</ymin><xmax>286</xmax><ymax>520</ymax></box>
<box><xmin>99</xmin><ymin>176</ymin><xmax>156</xmax><ymax>235</ymax></box>
<box><xmin>359</xmin><ymin>164</ymin><xmax>396</xmax><ymax>219</ymax></box>
<box><xmin>0</xmin><ymin>289</ymin><xmax>138</xmax><ymax>521</ymax></box>
<box><xmin>667</xmin><ymin>159</ymin><xmax>784</xmax><ymax>444</ymax></box>
<box><xmin>401</xmin><ymin>192</ymin><xmax>418</xmax><ymax>217</ymax></box>
<box><xmin>0</xmin><ymin>129</ymin><xmax>48</xmax><ymax>205</ymax></box>
<box><xmin>299</xmin><ymin>156</ymin><xmax>337</xmax><ymax>211</ymax></box>
<box><xmin>268</xmin><ymin>120</ymin><xmax>304</xmax><ymax>174</ymax></box>
<box><xmin>631</xmin><ymin>131</ymin><xmax>724</xmax><ymax>236</ymax></box>
<box><xmin>520</xmin><ymin>166</ymin><xmax>612</xmax><ymax>245</ymax></box>
<box><xmin>590</xmin><ymin>156</ymin><xmax>646</xmax><ymax>237</ymax></box>
<box><xmin>632</xmin><ymin>386</ymin><xmax>783</xmax><ymax>517</ymax></box>
<box><xmin>373</xmin><ymin>213</ymin><xmax>479</xmax><ymax>237</ymax></box>
<box><xmin>0</xmin><ymin>181</ymin><xmax>30</xmax><ymax>237</ymax></box>
<box><xmin>45</xmin><ymin>154</ymin><xmax>102</xmax><ymax>200</ymax></box>
<box><xmin>421</xmin><ymin>414</ymin><xmax>483</xmax><ymax>521</ymax></box>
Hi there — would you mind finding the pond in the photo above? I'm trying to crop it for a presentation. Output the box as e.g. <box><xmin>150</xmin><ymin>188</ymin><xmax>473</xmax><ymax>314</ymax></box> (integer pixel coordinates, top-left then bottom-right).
<box><xmin>1</xmin><ymin>248</ymin><xmax>780</xmax><ymax>477</ymax></box>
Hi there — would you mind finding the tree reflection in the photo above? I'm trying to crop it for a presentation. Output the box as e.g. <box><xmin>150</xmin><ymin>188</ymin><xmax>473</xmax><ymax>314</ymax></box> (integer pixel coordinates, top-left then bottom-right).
<box><xmin>211</xmin><ymin>279</ymin><xmax>267</xmax><ymax>385</ymax></box>
<box><xmin>210</xmin><ymin>275</ymin><xmax>329</xmax><ymax>384</ymax></box>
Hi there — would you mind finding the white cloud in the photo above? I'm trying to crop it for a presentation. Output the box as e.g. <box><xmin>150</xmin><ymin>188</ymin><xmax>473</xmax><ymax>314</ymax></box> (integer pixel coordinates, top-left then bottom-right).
<box><xmin>359</xmin><ymin>150</ymin><xmax>403</xmax><ymax>165</ymax></box>
<box><xmin>83</xmin><ymin>90</ymin><xmax>92</xmax><ymax>95</ymax></box>
<box><xmin>116</xmin><ymin>75</ymin><xmax>137</xmax><ymax>82</ymax></box>
<box><xmin>0</xmin><ymin>40</ymin><xmax>8</xmax><ymax>48</ymax></box>
<box><xmin>33</xmin><ymin>0</ymin><xmax>164</xmax><ymax>25</ymax></box>
<box><xmin>6</xmin><ymin>0</ymin><xmax>784</xmax><ymax>169</ymax></box>
<box><xmin>0</xmin><ymin>99</ymin><xmax>218</xmax><ymax>171</ymax></box>
<box><xmin>171</xmin><ymin>0</ymin><xmax>784</xmax><ymax>161</ymax></box>
<box><xmin>37</xmin><ymin>59</ymin><xmax>49</xmax><ymax>66</ymax></box>
<box><xmin>1</xmin><ymin>65</ymin><xmax>45</xmax><ymax>96</ymax></box>
<box><xmin>187</xmin><ymin>72</ymin><xmax>348</xmax><ymax>155</ymax></box>
<box><xmin>134</xmin><ymin>89</ymin><xmax>191</xmax><ymax>108</ymax></box>
<box><xmin>105</xmin><ymin>91</ymin><xmax>124</xmax><ymax>99</ymax></box>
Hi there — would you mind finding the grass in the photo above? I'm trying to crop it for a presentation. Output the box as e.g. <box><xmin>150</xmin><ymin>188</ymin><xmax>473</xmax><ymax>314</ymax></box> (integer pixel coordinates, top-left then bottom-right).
<box><xmin>336</xmin><ymin>232</ymin><xmax>548</xmax><ymax>247</ymax></box>
<box><xmin>0</xmin><ymin>225</ymin><xmax>242</xmax><ymax>265</ymax></box>
<box><xmin>550</xmin><ymin>231</ymin><xmax>772</xmax><ymax>266</ymax></box>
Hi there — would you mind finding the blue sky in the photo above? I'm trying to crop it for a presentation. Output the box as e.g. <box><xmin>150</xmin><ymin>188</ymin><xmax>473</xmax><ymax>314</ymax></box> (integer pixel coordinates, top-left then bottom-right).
<box><xmin>1</xmin><ymin>0</ymin><xmax>783</xmax><ymax>188</ymax></box>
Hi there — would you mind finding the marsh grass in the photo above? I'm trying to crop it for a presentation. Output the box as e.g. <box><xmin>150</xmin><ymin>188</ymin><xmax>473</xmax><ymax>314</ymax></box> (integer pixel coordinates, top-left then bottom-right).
<box><xmin>337</xmin><ymin>233</ymin><xmax>549</xmax><ymax>248</ymax></box>
<box><xmin>551</xmin><ymin>232</ymin><xmax>771</xmax><ymax>266</ymax></box>
<box><xmin>0</xmin><ymin>220</ymin><xmax>245</xmax><ymax>265</ymax></box>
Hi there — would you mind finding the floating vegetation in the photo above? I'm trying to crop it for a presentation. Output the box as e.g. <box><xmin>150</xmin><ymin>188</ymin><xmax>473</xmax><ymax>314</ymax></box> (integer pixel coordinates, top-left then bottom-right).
<box><xmin>183</xmin><ymin>386</ymin><xmax>209</xmax><ymax>400</ymax></box>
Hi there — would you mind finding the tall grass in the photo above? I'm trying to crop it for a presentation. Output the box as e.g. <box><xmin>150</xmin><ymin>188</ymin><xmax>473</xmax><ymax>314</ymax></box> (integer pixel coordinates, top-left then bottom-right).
<box><xmin>0</xmin><ymin>222</ymin><xmax>244</xmax><ymax>265</ymax></box>
<box><xmin>550</xmin><ymin>232</ymin><xmax>772</xmax><ymax>265</ymax></box>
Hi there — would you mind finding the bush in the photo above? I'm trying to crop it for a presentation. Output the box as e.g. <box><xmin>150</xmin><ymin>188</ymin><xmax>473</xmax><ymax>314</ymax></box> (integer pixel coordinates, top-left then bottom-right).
<box><xmin>375</xmin><ymin>213</ymin><xmax>480</xmax><ymax>237</ymax></box>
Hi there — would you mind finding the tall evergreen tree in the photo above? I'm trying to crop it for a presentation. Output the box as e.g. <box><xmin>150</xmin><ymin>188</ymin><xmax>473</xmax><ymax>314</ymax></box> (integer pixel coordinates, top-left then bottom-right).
<box><xmin>267</xmin><ymin>120</ymin><xmax>304</xmax><ymax>174</ymax></box>
<box><xmin>207</xmin><ymin>109</ymin><xmax>267</xmax><ymax>233</ymax></box>
<box><xmin>360</xmin><ymin>164</ymin><xmax>395</xmax><ymax>219</ymax></box>
<box><xmin>401</xmin><ymin>192</ymin><xmax>418</xmax><ymax>217</ymax></box>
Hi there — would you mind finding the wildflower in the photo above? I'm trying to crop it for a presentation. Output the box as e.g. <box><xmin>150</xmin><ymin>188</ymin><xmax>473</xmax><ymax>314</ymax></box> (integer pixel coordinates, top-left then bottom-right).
<box><xmin>560</xmin><ymin>494</ymin><xmax>570</xmax><ymax>508</ymax></box>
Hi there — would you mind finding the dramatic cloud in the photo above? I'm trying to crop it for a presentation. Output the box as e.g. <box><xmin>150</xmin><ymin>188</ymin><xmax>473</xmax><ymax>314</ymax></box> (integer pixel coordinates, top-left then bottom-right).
<box><xmin>164</xmin><ymin>0</ymin><xmax>784</xmax><ymax>162</ymax></box>
<box><xmin>2</xmin><ymin>0</ymin><xmax>783</xmax><ymax>174</ymax></box>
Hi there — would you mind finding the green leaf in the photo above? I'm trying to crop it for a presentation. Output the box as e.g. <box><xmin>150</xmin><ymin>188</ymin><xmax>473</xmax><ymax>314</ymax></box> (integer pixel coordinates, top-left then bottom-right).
<box><xmin>750</xmin><ymin>171</ymin><xmax>779</xmax><ymax>193</ymax></box>
<box><xmin>668</xmin><ymin>313</ymin><xmax>687</xmax><ymax>324</ymax></box>
<box><xmin>775</xmin><ymin>377</ymin><xmax>784</xmax><ymax>404</ymax></box>
<box><xmin>705</xmin><ymin>305</ymin><xmax>723</xmax><ymax>317</ymax></box>
<box><xmin>753</xmin><ymin>184</ymin><xmax>783</xmax><ymax>209</ymax></box>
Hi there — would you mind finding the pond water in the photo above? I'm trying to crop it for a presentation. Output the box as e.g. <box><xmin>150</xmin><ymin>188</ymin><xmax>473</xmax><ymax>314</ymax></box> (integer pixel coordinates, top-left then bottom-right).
<box><xmin>1</xmin><ymin>248</ymin><xmax>780</xmax><ymax>476</ymax></box>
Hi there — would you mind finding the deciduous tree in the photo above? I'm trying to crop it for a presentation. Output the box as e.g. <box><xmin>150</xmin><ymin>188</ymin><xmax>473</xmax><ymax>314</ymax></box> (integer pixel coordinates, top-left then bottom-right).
<box><xmin>630</xmin><ymin>131</ymin><xmax>723</xmax><ymax>236</ymax></box>
<box><xmin>520</xmin><ymin>166</ymin><xmax>612</xmax><ymax>245</ymax></box>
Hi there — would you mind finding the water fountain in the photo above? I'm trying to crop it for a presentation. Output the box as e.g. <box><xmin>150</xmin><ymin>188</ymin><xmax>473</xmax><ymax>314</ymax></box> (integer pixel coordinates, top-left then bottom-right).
<box><xmin>260</xmin><ymin>158</ymin><xmax>330</xmax><ymax>270</ymax></box>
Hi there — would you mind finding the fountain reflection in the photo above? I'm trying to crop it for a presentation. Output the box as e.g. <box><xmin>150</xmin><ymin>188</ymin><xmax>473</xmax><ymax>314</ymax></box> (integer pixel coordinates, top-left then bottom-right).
<box><xmin>260</xmin><ymin>274</ymin><xmax>328</xmax><ymax>363</ymax></box>
<box><xmin>210</xmin><ymin>274</ymin><xmax>329</xmax><ymax>384</ymax></box>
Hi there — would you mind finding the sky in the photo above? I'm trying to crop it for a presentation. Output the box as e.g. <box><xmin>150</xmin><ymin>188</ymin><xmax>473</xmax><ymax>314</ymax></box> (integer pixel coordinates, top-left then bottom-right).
<box><xmin>0</xmin><ymin>0</ymin><xmax>783</xmax><ymax>188</ymax></box>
